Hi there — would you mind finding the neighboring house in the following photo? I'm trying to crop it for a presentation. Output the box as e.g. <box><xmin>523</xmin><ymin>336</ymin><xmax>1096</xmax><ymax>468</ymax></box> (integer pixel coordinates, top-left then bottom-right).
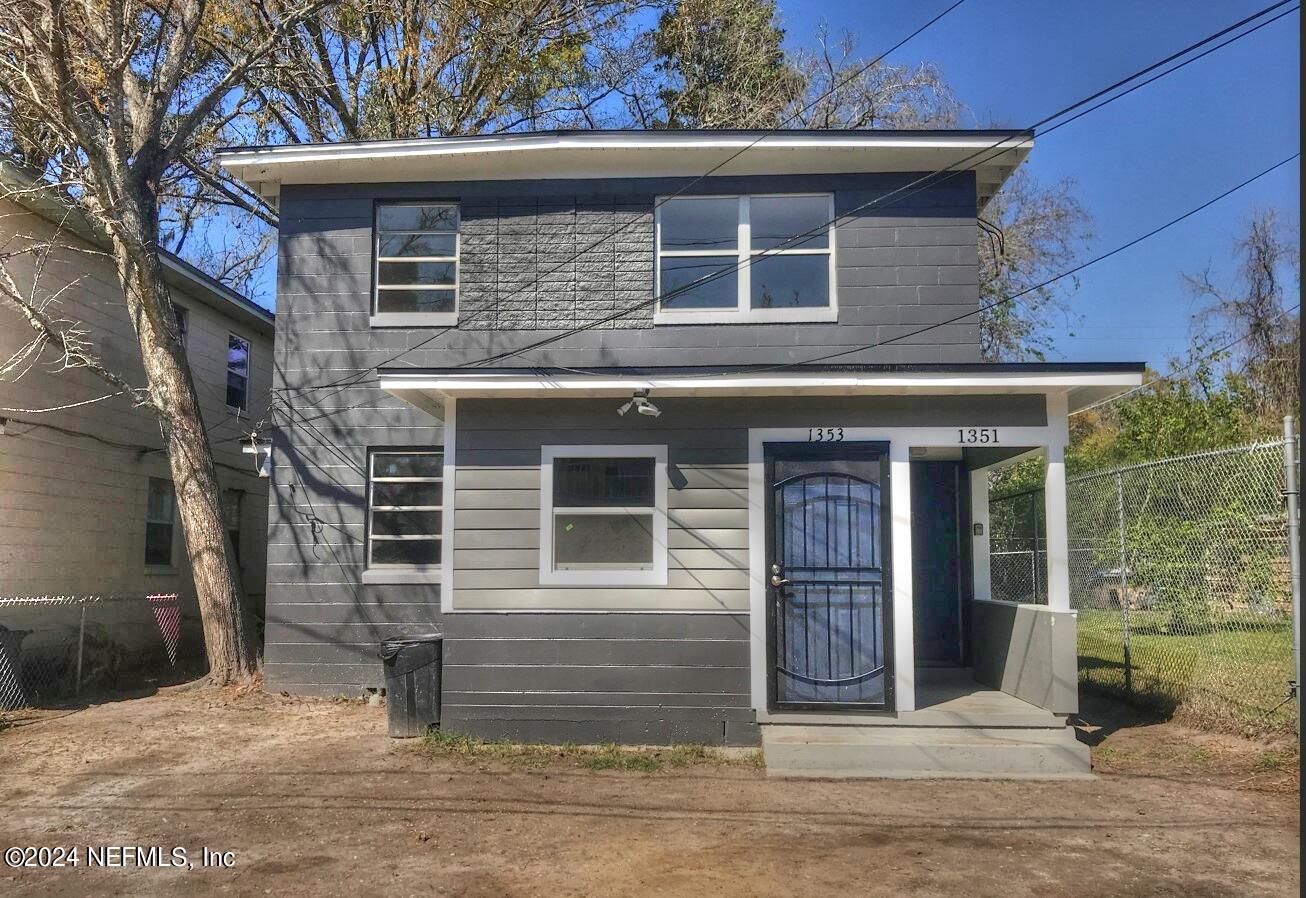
<box><xmin>219</xmin><ymin>130</ymin><xmax>1142</xmax><ymax>777</ymax></box>
<box><xmin>0</xmin><ymin>160</ymin><xmax>274</xmax><ymax>670</ymax></box>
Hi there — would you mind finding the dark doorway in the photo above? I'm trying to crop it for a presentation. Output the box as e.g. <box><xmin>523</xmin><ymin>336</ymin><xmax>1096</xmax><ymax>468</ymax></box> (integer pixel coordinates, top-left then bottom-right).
<box><xmin>911</xmin><ymin>460</ymin><xmax>965</xmax><ymax>668</ymax></box>
<box><xmin>764</xmin><ymin>441</ymin><xmax>892</xmax><ymax>711</ymax></box>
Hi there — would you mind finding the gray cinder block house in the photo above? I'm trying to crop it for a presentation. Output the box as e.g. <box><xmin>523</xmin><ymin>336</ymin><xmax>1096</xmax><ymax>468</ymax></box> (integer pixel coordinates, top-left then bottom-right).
<box><xmin>219</xmin><ymin>131</ymin><xmax>1142</xmax><ymax>777</ymax></box>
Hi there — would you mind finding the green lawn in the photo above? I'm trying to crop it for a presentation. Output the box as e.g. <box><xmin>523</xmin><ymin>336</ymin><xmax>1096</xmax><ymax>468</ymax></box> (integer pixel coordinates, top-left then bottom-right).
<box><xmin>1077</xmin><ymin>609</ymin><xmax>1296</xmax><ymax>734</ymax></box>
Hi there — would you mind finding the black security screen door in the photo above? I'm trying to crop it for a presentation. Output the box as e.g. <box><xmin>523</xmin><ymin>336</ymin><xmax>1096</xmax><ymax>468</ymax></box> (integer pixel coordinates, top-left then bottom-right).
<box><xmin>765</xmin><ymin>442</ymin><xmax>892</xmax><ymax>711</ymax></box>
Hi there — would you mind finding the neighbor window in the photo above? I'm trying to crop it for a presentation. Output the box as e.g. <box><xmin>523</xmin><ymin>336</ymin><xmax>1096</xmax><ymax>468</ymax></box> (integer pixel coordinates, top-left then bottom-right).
<box><xmin>539</xmin><ymin>445</ymin><xmax>668</xmax><ymax>586</ymax></box>
<box><xmin>226</xmin><ymin>333</ymin><xmax>250</xmax><ymax>412</ymax></box>
<box><xmin>145</xmin><ymin>478</ymin><xmax>175</xmax><ymax>567</ymax></box>
<box><xmin>373</xmin><ymin>203</ymin><xmax>460</xmax><ymax>325</ymax></box>
<box><xmin>223</xmin><ymin>489</ymin><xmax>243</xmax><ymax>566</ymax></box>
<box><xmin>171</xmin><ymin>304</ymin><xmax>188</xmax><ymax>351</ymax></box>
<box><xmin>367</xmin><ymin>451</ymin><xmax>443</xmax><ymax>569</ymax></box>
<box><xmin>655</xmin><ymin>194</ymin><xmax>835</xmax><ymax>323</ymax></box>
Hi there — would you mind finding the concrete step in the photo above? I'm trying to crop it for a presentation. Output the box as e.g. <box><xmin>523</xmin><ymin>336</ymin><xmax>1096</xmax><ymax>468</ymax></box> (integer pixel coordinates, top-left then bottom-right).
<box><xmin>762</xmin><ymin>724</ymin><xmax>1092</xmax><ymax>780</ymax></box>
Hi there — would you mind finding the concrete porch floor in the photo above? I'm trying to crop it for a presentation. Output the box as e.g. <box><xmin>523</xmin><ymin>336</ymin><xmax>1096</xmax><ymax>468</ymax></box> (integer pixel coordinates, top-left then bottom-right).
<box><xmin>761</xmin><ymin>669</ymin><xmax>1092</xmax><ymax>780</ymax></box>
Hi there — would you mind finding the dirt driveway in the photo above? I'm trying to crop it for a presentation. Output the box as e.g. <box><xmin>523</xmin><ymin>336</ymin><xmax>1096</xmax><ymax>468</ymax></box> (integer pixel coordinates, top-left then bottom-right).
<box><xmin>0</xmin><ymin>687</ymin><xmax>1298</xmax><ymax>897</ymax></box>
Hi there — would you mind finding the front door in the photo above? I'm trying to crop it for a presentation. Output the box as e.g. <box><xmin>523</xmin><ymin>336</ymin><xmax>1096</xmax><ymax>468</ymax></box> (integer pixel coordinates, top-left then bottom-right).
<box><xmin>765</xmin><ymin>441</ymin><xmax>893</xmax><ymax>711</ymax></box>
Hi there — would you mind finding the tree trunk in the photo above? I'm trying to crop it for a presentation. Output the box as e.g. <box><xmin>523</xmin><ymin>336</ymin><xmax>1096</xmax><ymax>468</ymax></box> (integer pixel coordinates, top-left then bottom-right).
<box><xmin>111</xmin><ymin>192</ymin><xmax>257</xmax><ymax>685</ymax></box>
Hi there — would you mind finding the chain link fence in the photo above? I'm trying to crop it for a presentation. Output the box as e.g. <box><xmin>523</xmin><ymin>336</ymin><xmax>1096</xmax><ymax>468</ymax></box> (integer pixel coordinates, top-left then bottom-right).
<box><xmin>0</xmin><ymin>594</ymin><xmax>190</xmax><ymax>710</ymax></box>
<box><xmin>990</xmin><ymin>437</ymin><xmax>1298</xmax><ymax>734</ymax></box>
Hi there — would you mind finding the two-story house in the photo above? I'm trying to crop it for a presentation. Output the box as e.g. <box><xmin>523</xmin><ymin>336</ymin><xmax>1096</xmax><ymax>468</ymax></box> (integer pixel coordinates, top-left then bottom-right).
<box><xmin>0</xmin><ymin>159</ymin><xmax>273</xmax><ymax>673</ymax></box>
<box><xmin>219</xmin><ymin>130</ymin><xmax>1143</xmax><ymax>777</ymax></box>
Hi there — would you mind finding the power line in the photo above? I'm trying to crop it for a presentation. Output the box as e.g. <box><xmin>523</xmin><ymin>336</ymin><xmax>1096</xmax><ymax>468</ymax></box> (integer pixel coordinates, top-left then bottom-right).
<box><xmin>258</xmin><ymin>0</ymin><xmax>1297</xmax><ymax>414</ymax></box>
<box><xmin>442</xmin><ymin>1</ymin><xmax>1300</xmax><ymax>371</ymax></box>
<box><xmin>744</xmin><ymin>152</ymin><xmax>1301</xmax><ymax>373</ymax></box>
<box><xmin>1071</xmin><ymin>301</ymin><xmax>1302</xmax><ymax>416</ymax></box>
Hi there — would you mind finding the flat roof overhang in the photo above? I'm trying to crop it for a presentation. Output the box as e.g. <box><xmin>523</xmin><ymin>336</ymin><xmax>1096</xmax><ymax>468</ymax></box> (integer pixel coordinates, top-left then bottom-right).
<box><xmin>216</xmin><ymin>129</ymin><xmax>1033</xmax><ymax>210</ymax></box>
<box><xmin>378</xmin><ymin>363</ymin><xmax>1145</xmax><ymax>417</ymax></box>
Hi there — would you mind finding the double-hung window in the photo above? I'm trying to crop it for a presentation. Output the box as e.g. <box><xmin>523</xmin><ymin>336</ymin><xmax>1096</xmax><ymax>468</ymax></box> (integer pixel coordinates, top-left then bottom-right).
<box><xmin>539</xmin><ymin>446</ymin><xmax>668</xmax><ymax>586</ymax></box>
<box><xmin>373</xmin><ymin>203</ymin><xmax>460</xmax><ymax>326</ymax></box>
<box><xmin>654</xmin><ymin>193</ymin><xmax>836</xmax><ymax>324</ymax></box>
<box><xmin>367</xmin><ymin>451</ymin><xmax>444</xmax><ymax>575</ymax></box>
<box><xmin>226</xmin><ymin>333</ymin><xmax>250</xmax><ymax>412</ymax></box>
<box><xmin>145</xmin><ymin>478</ymin><xmax>176</xmax><ymax>567</ymax></box>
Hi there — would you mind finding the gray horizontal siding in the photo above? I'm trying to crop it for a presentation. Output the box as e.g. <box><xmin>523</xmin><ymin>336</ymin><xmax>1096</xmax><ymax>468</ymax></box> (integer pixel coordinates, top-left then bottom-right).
<box><xmin>262</xmin><ymin>610</ymin><xmax>756</xmax><ymax>744</ymax></box>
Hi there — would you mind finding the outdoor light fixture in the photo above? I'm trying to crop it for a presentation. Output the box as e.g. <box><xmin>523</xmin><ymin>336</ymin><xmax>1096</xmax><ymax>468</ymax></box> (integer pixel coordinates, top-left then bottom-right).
<box><xmin>243</xmin><ymin>438</ymin><xmax>273</xmax><ymax>478</ymax></box>
<box><xmin>617</xmin><ymin>390</ymin><xmax>661</xmax><ymax>418</ymax></box>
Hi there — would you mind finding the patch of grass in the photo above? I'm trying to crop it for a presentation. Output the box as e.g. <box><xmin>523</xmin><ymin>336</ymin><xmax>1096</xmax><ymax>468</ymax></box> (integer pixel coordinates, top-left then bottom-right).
<box><xmin>413</xmin><ymin>730</ymin><xmax>752</xmax><ymax>773</ymax></box>
<box><xmin>1253</xmin><ymin>750</ymin><xmax>1288</xmax><ymax>771</ymax></box>
<box><xmin>1077</xmin><ymin>609</ymin><xmax>1296</xmax><ymax>735</ymax></box>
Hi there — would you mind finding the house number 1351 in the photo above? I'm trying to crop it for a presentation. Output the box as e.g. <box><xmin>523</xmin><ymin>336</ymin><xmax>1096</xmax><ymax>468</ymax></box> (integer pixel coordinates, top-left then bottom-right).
<box><xmin>808</xmin><ymin>427</ymin><xmax>844</xmax><ymax>442</ymax></box>
<box><xmin>957</xmin><ymin>428</ymin><xmax>998</xmax><ymax>444</ymax></box>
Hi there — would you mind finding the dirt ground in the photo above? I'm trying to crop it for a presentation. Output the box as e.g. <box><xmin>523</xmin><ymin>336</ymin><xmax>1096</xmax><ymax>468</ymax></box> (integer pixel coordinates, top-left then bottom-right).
<box><xmin>0</xmin><ymin>686</ymin><xmax>1298</xmax><ymax>898</ymax></box>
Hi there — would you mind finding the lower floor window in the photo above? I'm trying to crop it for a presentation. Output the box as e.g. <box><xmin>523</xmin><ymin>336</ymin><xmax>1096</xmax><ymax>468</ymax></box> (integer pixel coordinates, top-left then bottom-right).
<box><xmin>540</xmin><ymin>446</ymin><xmax>668</xmax><ymax>585</ymax></box>
<box><xmin>368</xmin><ymin>450</ymin><xmax>443</xmax><ymax>568</ymax></box>
<box><xmin>223</xmin><ymin>489</ymin><xmax>243</xmax><ymax>566</ymax></box>
<box><xmin>145</xmin><ymin>478</ymin><xmax>175</xmax><ymax>566</ymax></box>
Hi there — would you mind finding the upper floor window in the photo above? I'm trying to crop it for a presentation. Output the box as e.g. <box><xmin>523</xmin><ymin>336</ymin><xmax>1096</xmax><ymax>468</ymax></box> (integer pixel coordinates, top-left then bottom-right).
<box><xmin>373</xmin><ymin>203</ymin><xmax>460</xmax><ymax>327</ymax></box>
<box><xmin>655</xmin><ymin>194</ymin><xmax>836</xmax><ymax>325</ymax></box>
<box><xmin>226</xmin><ymin>333</ymin><xmax>250</xmax><ymax>412</ymax></box>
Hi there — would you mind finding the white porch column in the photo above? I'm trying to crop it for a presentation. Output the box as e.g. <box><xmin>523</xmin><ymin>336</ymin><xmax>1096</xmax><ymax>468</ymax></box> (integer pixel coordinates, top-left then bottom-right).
<box><xmin>889</xmin><ymin>442</ymin><xmax>915</xmax><ymax>712</ymax></box>
<box><xmin>970</xmin><ymin>468</ymin><xmax>992</xmax><ymax>601</ymax></box>
<box><xmin>1043</xmin><ymin>392</ymin><xmax>1071</xmax><ymax>612</ymax></box>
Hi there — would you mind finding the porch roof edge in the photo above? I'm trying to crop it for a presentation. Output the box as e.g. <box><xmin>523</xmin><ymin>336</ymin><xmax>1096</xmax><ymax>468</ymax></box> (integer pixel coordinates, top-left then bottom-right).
<box><xmin>377</xmin><ymin>363</ymin><xmax>1145</xmax><ymax>413</ymax></box>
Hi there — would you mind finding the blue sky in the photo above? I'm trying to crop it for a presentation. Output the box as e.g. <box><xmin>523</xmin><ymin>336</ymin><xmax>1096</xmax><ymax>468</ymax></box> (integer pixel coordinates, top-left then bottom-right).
<box><xmin>780</xmin><ymin>0</ymin><xmax>1301</xmax><ymax>366</ymax></box>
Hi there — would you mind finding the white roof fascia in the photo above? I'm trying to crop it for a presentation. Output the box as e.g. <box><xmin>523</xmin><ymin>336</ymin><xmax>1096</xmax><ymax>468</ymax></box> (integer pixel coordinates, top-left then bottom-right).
<box><xmin>378</xmin><ymin>370</ymin><xmax>1143</xmax><ymax>412</ymax></box>
<box><xmin>217</xmin><ymin>132</ymin><xmax>1032</xmax><ymax>198</ymax></box>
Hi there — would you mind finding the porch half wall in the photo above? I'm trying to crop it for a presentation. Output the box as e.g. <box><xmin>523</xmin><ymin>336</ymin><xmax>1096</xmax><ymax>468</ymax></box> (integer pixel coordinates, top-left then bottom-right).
<box><xmin>970</xmin><ymin>599</ymin><xmax>1079</xmax><ymax>714</ymax></box>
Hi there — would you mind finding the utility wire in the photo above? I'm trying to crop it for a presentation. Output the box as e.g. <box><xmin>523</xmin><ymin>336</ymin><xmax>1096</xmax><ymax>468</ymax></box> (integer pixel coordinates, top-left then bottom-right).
<box><xmin>259</xmin><ymin>0</ymin><xmax>1296</xmax><ymax>414</ymax></box>
<box><xmin>444</xmin><ymin>1</ymin><xmax>1301</xmax><ymax>371</ymax></box>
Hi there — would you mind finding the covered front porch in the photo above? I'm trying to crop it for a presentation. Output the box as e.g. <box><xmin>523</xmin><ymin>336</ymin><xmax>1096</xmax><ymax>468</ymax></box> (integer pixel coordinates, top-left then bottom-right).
<box><xmin>378</xmin><ymin>363</ymin><xmax>1142</xmax><ymax>772</ymax></box>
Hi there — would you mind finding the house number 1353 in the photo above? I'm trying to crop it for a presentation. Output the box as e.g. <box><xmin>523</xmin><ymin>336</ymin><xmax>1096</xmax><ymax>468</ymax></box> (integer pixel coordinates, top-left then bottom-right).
<box><xmin>957</xmin><ymin>428</ymin><xmax>998</xmax><ymax>444</ymax></box>
<box><xmin>808</xmin><ymin>427</ymin><xmax>844</xmax><ymax>442</ymax></box>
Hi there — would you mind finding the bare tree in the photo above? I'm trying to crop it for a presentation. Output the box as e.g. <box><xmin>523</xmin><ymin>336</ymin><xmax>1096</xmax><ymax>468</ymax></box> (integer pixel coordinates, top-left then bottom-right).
<box><xmin>1186</xmin><ymin>207</ymin><xmax>1301</xmax><ymax>423</ymax></box>
<box><xmin>788</xmin><ymin>26</ymin><xmax>961</xmax><ymax>130</ymax></box>
<box><xmin>977</xmin><ymin>169</ymin><xmax>1091</xmax><ymax>360</ymax></box>
<box><xmin>0</xmin><ymin>0</ymin><xmax>334</xmax><ymax>683</ymax></box>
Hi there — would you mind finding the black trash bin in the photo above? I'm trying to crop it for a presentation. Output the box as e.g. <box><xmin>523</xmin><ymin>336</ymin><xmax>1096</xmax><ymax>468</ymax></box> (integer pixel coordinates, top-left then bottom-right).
<box><xmin>380</xmin><ymin>633</ymin><xmax>443</xmax><ymax>738</ymax></box>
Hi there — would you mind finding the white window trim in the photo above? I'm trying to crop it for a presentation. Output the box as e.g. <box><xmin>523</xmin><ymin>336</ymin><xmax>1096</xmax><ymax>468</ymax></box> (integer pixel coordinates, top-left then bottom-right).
<box><xmin>226</xmin><ymin>332</ymin><xmax>250</xmax><ymax>413</ymax></box>
<box><xmin>365</xmin><ymin>449</ymin><xmax>444</xmax><ymax>582</ymax></box>
<box><xmin>653</xmin><ymin>193</ymin><xmax>838</xmax><ymax>325</ymax></box>
<box><xmin>538</xmin><ymin>444</ymin><xmax>668</xmax><ymax>587</ymax></box>
<box><xmin>371</xmin><ymin>201</ymin><xmax>461</xmax><ymax>327</ymax></box>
